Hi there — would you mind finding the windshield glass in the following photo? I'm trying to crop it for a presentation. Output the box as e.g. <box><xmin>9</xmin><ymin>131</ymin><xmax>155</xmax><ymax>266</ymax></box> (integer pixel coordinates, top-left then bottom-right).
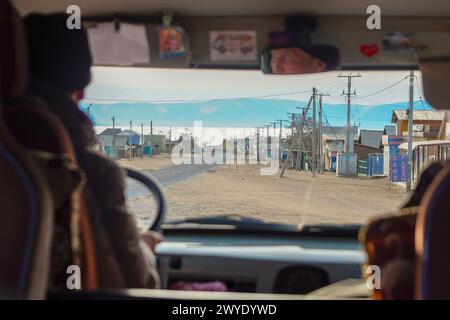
<box><xmin>82</xmin><ymin>68</ymin><xmax>441</xmax><ymax>228</ymax></box>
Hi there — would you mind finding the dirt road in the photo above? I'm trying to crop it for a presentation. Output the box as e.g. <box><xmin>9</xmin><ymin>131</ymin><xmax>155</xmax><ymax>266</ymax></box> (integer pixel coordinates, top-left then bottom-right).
<box><xmin>164</xmin><ymin>164</ymin><xmax>409</xmax><ymax>225</ymax></box>
<box><xmin>147</xmin><ymin>164</ymin><xmax>216</xmax><ymax>188</ymax></box>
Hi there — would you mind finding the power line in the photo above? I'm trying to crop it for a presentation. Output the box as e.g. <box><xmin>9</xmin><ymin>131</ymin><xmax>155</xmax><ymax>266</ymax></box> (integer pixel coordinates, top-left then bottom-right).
<box><xmin>414</xmin><ymin>75</ymin><xmax>427</xmax><ymax>110</ymax></box>
<box><xmin>359</xmin><ymin>76</ymin><xmax>408</xmax><ymax>98</ymax></box>
<box><xmin>352</xmin><ymin>77</ymin><xmax>362</xmax><ymax>127</ymax></box>
<box><xmin>84</xmin><ymin>89</ymin><xmax>312</xmax><ymax>104</ymax></box>
<box><xmin>316</xmin><ymin>77</ymin><xmax>340</xmax><ymax>95</ymax></box>
<box><xmin>322</xmin><ymin>110</ymin><xmax>340</xmax><ymax>141</ymax></box>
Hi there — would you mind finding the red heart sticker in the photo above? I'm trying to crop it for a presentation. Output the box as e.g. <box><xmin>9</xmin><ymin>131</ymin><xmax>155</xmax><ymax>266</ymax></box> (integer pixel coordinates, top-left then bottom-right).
<box><xmin>360</xmin><ymin>44</ymin><xmax>379</xmax><ymax>57</ymax></box>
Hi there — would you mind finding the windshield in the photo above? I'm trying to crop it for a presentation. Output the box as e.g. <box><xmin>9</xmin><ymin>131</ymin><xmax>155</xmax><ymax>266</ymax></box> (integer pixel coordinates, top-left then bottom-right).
<box><xmin>82</xmin><ymin>68</ymin><xmax>441</xmax><ymax>228</ymax></box>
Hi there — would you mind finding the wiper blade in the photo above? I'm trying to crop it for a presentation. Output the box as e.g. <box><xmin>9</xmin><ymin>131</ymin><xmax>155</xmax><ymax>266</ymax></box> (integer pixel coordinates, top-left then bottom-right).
<box><xmin>163</xmin><ymin>215</ymin><xmax>361</xmax><ymax>235</ymax></box>
<box><xmin>163</xmin><ymin>214</ymin><xmax>297</xmax><ymax>230</ymax></box>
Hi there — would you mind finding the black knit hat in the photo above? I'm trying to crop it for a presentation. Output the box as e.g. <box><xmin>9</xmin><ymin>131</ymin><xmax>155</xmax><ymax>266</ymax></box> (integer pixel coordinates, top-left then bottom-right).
<box><xmin>25</xmin><ymin>13</ymin><xmax>92</xmax><ymax>93</ymax></box>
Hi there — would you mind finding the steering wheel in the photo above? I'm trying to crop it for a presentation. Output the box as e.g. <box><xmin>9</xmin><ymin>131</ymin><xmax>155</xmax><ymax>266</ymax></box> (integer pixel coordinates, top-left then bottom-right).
<box><xmin>122</xmin><ymin>166</ymin><xmax>167</xmax><ymax>231</ymax></box>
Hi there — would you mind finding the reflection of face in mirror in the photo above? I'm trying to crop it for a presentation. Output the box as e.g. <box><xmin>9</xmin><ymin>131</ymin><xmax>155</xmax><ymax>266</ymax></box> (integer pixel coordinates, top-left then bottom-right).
<box><xmin>270</xmin><ymin>47</ymin><xmax>327</xmax><ymax>74</ymax></box>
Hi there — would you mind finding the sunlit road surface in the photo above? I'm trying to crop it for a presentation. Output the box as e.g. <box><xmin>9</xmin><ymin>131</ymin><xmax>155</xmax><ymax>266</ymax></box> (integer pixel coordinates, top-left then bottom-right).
<box><xmin>125</xmin><ymin>163</ymin><xmax>215</xmax><ymax>200</ymax></box>
<box><xmin>147</xmin><ymin>163</ymin><xmax>216</xmax><ymax>187</ymax></box>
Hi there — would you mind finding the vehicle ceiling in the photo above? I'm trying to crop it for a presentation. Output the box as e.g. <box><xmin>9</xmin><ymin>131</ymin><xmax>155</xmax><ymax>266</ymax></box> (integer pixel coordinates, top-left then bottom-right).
<box><xmin>13</xmin><ymin>0</ymin><xmax>450</xmax><ymax>17</ymax></box>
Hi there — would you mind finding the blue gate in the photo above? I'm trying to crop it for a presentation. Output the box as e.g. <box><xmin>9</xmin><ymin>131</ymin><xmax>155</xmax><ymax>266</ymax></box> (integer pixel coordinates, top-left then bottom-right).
<box><xmin>368</xmin><ymin>153</ymin><xmax>384</xmax><ymax>176</ymax></box>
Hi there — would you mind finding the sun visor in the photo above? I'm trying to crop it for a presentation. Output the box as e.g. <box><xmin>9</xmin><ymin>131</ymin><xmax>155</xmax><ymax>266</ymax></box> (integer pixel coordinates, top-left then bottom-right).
<box><xmin>419</xmin><ymin>58</ymin><xmax>450</xmax><ymax>110</ymax></box>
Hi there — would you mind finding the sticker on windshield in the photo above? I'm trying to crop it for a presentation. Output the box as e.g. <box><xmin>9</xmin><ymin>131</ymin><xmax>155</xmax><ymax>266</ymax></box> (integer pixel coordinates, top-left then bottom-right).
<box><xmin>159</xmin><ymin>26</ymin><xmax>188</xmax><ymax>59</ymax></box>
<box><xmin>382</xmin><ymin>32</ymin><xmax>415</xmax><ymax>51</ymax></box>
<box><xmin>210</xmin><ymin>30</ymin><xmax>257</xmax><ymax>61</ymax></box>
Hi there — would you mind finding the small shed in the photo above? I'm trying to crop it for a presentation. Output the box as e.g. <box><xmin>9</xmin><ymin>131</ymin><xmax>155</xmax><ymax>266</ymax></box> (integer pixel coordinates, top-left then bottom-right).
<box><xmin>117</xmin><ymin>130</ymin><xmax>141</xmax><ymax>145</ymax></box>
<box><xmin>358</xmin><ymin>129</ymin><xmax>383</xmax><ymax>149</ymax></box>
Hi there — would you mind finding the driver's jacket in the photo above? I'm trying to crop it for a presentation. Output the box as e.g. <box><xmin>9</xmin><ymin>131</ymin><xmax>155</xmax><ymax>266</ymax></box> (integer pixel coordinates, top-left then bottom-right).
<box><xmin>29</xmin><ymin>77</ymin><xmax>160</xmax><ymax>289</ymax></box>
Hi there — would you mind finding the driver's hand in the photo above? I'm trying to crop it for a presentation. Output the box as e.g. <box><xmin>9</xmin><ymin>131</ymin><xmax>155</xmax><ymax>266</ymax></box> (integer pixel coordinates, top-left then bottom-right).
<box><xmin>140</xmin><ymin>230</ymin><xmax>163</xmax><ymax>253</ymax></box>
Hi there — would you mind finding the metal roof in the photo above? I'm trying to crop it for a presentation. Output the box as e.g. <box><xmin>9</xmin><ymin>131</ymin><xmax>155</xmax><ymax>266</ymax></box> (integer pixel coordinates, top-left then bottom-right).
<box><xmin>358</xmin><ymin>130</ymin><xmax>383</xmax><ymax>149</ymax></box>
<box><xmin>322</xmin><ymin>126</ymin><xmax>358</xmax><ymax>141</ymax></box>
<box><xmin>117</xmin><ymin>129</ymin><xmax>141</xmax><ymax>136</ymax></box>
<box><xmin>99</xmin><ymin>128</ymin><xmax>122</xmax><ymax>136</ymax></box>
<box><xmin>391</xmin><ymin>110</ymin><xmax>447</xmax><ymax>122</ymax></box>
<box><xmin>383</xmin><ymin>125</ymin><xmax>397</xmax><ymax>135</ymax></box>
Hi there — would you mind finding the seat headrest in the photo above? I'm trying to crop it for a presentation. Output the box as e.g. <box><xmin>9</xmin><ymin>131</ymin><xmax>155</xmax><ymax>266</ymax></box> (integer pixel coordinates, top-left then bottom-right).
<box><xmin>0</xmin><ymin>1</ymin><xmax>27</xmax><ymax>100</ymax></box>
<box><xmin>416</xmin><ymin>162</ymin><xmax>450</xmax><ymax>299</ymax></box>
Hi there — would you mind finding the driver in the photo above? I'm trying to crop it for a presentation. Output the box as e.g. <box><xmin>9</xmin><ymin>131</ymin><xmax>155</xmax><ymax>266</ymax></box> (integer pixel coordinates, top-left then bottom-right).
<box><xmin>270</xmin><ymin>47</ymin><xmax>326</xmax><ymax>74</ymax></box>
<box><xmin>24</xmin><ymin>13</ymin><xmax>161</xmax><ymax>289</ymax></box>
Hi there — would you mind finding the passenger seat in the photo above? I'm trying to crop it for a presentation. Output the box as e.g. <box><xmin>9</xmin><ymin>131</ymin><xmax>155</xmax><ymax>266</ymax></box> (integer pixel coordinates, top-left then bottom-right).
<box><xmin>416</xmin><ymin>161</ymin><xmax>450</xmax><ymax>299</ymax></box>
<box><xmin>0</xmin><ymin>1</ymin><xmax>53</xmax><ymax>299</ymax></box>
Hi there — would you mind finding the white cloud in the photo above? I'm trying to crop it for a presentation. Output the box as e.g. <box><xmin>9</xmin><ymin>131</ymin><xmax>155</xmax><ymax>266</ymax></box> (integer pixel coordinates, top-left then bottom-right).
<box><xmin>158</xmin><ymin>106</ymin><xmax>167</xmax><ymax>114</ymax></box>
<box><xmin>200</xmin><ymin>105</ymin><xmax>219</xmax><ymax>115</ymax></box>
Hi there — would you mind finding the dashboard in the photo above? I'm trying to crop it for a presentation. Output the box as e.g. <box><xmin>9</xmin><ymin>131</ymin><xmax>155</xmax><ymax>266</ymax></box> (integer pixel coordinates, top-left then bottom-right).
<box><xmin>156</xmin><ymin>229</ymin><xmax>366</xmax><ymax>295</ymax></box>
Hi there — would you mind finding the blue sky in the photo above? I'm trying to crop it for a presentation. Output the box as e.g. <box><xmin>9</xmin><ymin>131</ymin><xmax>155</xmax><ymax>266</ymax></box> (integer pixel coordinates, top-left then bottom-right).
<box><xmin>82</xmin><ymin>67</ymin><xmax>431</xmax><ymax>131</ymax></box>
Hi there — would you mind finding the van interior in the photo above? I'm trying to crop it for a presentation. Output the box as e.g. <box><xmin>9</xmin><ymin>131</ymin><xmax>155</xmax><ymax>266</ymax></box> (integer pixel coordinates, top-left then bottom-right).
<box><xmin>2</xmin><ymin>0</ymin><xmax>450</xmax><ymax>300</ymax></box>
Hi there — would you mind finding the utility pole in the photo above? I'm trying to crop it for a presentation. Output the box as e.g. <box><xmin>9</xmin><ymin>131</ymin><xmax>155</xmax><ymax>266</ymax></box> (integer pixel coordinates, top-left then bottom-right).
<box><xmin>407</xmin><ymin>70</ymin><xmax>414</xmax><ymax>191</ymax></box>
<box><xmin>150</xmin><ymin>121</ymin><xmax>153</xmax><ymax>148</ymax></box>
<box><xmin>296</xmin><ymin>109</ymin><xmax>306</xmax><ymax>171</ymax></box>
<box><xmin>276</xmin><ymin>120</ymin><xmax>287</xmax><ymax>139</ymax></box>
<box><xmin>141</xmin><ymin>123</ymin><xmax>144</xmax><ymax>158</ymax></box>
<box><xmin>270</xmin><ymin>122</ymin><xmax>277</xmax><ymax>137</ymax></box>
<box><xmin>111</xmin><ymin>116</ymin><xmax>116</xmax><ymax>158</ymax></box>
<box><xmin>169</xmin><ymin>126</ymin><xmax>172</xmax><ymax>141</ymax></box>
<box><xmin>295</xmin><ymin>108</ymin><xmax>307</xmax><ymax>171</ymax></box>
<box><xmin>317</xmin><ymin>93</ymin><xmax>329</xmax><ymax>174</ymax></box>
<box><xmin>276</xmin><ymin>120</ymin><xmax>286</xmax><ymax>164</ymax></box>
<box><xmin>288</xmin><ymin>112</ymin><xmax>302</xmax><ymax>169</ymax></box>
<box><xmin>338</xmin><ymin>73</ymin><xmax>361</xmax><ymax>176</ymax></box>
<box><xmin>268</xmin><ymin>123</ymin><xmax>275</xmax><ymax>159</ymax></box>
<box><xmin>129</xmin><ymin>120</ymin><xmax>133</xmax><ymax>160</ymax></box>
<box><xmin>311</xmin><ymin>87</ymin><xmax>317</xmax><ymax>177</ymax></box>
<box><xmin>280</xmin><ymin>97</ymin><xmax>312</xmax><ymax>177</ymax></box>
<box><xmin>256</xmin><ymin>127</ymin><xmax>260</xmax><ymax>164</ymax></box>
<box><xmin>287</xmin><ymin>112</ymin><xmax>300</xmax><ymax>143</ymax></box>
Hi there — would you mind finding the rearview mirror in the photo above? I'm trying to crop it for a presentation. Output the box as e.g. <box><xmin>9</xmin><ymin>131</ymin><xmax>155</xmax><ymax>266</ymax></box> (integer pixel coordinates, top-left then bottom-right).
<box><xmin>261</xmin><ymin>45</ymin><xmax>340</xmax><ymax>75</ymax></box>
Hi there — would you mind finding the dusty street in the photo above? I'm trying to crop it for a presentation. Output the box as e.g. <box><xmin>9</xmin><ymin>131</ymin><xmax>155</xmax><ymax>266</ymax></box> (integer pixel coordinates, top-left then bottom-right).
<box><xmin>116</xmin><ymin>155</ymin><xmax>173</xmax><ymax>171</ymax></box>
<box><xmin>163</xmin><ymin>164</ymin><xmax>408</xmax><ymax>226</ymax></box>
<box><xmin>122</xmin><ymin>159</ymin><xmax>409</xmax><ymax>229</ymax></box>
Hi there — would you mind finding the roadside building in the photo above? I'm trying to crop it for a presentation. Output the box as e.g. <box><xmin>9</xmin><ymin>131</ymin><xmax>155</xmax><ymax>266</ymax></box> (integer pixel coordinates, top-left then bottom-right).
<box><xmin>354</xmin><ymin>143</ymin><xmax>381</xmax><ymax>161</ymax></box>
<box><xmin>118</xmin><ymin>130</ymin><xmax>141</xmax><ymax>145</ymax></box>
<box><xmin>383</xmin><ymin>125</ymin><xmax>396</xmax><ymax>136</ymax></box>
<box><xmin>165</xmin><ymin>140</ymin><xmax>178</xmax><ymax>154</ymax></box>
<box><xmin>391</xmin><ymin>110</ymin><xmax>448</xmax><ymax>141</ymax></box>
<box><xmin>387</xmin><ymin>110</ymin><xmax>450</xmax><ymax>183</ymax></box>
<box><xmin>116</xmin><ymin>130</ymin><xmax>142</xmax><ymax>158</ymax></box>
<box><xmin>358</xmin><ymin>129</ymin><xmax>383</xmax><ymax>149</ymax></box>
<box><xmin>96</xmin><ymin>128</ymin><xmax>129</xmax><ymax>159</ymax></box>
<box><xmin>321</xmin><ymin>126</ymin><xmax>358</xmax><ymax>171</ymax></box>
<box><xmin>97</xmin><ymin>128</ymin><xmax>122</xmax><ymax>147</ymax></box>
<box><xmin>355</xmin><ymin>129</ymin><xmax>384</xmax><ymax>175</ymax></box>
<box><xmin>143</xmin><ymin>134</ymin><xmax>167</xmax><ymax>154</ymax></box>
